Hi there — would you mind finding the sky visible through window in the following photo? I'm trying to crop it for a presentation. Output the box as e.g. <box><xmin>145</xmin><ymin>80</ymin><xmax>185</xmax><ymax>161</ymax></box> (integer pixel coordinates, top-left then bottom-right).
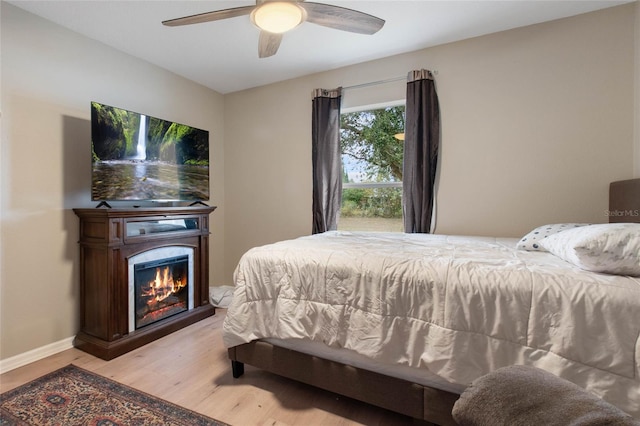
<box><xmin>342</xmin><ymin>155</ymin><xmax>367</xmax><ymax>183</ymax></box>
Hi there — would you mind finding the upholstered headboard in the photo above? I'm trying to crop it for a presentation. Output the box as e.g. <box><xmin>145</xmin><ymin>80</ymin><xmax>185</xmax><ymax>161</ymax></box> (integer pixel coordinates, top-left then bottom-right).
<box><xmin>609</xmin><ymin>178</ymin><xmax>640</xmax><ymax>223</ymax></box>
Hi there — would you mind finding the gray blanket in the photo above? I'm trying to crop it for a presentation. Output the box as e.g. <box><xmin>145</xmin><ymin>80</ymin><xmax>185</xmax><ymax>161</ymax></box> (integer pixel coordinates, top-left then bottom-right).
<box><xmin>452</xmin><ymin>365</ymin><xmax>639</xmax><ymax>426</ymax></box>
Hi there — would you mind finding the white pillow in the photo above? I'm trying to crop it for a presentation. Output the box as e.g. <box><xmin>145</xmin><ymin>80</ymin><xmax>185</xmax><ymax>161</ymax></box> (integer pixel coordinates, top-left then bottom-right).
<box><xmin>517</xmin><ymin>223</ymin><xmax>589</xmax><ymax>251</ymax></box>
<box><xmin>539</xmin><ymin>223</ymin><xmax>640</xmax><ymax>276</ymax></box>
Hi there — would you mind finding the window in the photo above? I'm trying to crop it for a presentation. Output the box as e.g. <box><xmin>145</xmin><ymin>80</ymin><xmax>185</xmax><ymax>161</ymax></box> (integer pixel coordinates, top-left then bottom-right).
<box><xmin>339</xmin><ymin>103</ymin><xmax>405</xmax><ymax>232</ymax></box>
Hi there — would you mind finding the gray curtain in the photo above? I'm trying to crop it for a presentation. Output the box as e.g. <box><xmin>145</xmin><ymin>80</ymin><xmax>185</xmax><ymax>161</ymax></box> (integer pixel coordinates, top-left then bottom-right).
<box><xmin>312</xmin><ymin>88</ymin><xmax>342</xmax><ymax>234</ymax></box>
<box><xmin>403</xmin><ymin>70</ymin><xmax>440</xmax><ymax>233</ymax></box>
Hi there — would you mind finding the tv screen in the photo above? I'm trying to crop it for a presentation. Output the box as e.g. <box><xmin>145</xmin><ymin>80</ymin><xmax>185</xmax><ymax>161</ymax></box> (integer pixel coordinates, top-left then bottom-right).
<box><xmin>91</xmin><ymin>101</ymin><xmax>209</xmax><ymax>202</ymax></box>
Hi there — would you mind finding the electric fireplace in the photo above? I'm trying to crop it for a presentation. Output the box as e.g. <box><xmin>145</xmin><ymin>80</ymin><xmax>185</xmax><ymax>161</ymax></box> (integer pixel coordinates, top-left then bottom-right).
<box><xmin>73</xmin><ymin>206</ymin><xmax>216</xmax><ymax>360</ymax></box>
<box><xmin>128</xmin><ymin>246</ymin><xmax>195</xmax><ymax>333</ymax></box>
<box><xmin>134</xmin><ymin>255</ymin><xmax>189</xmax><ymax>329</ymax></box>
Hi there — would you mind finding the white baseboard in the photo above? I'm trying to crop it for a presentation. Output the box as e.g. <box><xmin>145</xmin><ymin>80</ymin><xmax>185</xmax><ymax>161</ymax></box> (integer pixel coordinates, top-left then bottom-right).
<box><xmin>0</xmin><ymin>337</ymin><xmax>75</xmax><ymax>374</ymax></box>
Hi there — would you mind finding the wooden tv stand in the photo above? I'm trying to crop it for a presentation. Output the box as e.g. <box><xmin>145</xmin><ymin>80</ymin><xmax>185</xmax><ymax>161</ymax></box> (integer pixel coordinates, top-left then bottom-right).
<box><xmin>73</xmin><ymin>206</ymin><xmax>216</xmax><ymax>360</ymax></box>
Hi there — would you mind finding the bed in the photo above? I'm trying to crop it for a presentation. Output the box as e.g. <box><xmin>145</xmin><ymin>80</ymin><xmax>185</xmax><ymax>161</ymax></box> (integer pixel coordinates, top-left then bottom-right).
<box><xmin>223</xmin><ymin>179</ymin><xmax>640</xmax><ymax>424</ymax></box>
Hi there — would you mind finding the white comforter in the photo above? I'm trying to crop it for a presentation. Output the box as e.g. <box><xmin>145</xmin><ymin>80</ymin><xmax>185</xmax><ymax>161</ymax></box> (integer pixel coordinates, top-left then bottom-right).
<box><xmin>222</xmin><ymin>231</ymin><xmax>640</xmax><ymax>416</ymax></box>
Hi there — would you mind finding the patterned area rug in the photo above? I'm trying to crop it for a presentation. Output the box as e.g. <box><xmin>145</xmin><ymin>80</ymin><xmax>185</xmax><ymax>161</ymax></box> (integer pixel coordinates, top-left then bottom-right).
<box><xmin>0</xmin><ymin>364</ymin><xmax>228</xmax><ymax>425</ymax></box>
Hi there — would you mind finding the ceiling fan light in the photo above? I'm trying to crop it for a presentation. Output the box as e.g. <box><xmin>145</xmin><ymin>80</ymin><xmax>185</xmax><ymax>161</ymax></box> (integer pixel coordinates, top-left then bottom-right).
<box><xmin>251</xmin><ymin>2</ymin><xmax>304</xmax><ymax>34</ymax></box>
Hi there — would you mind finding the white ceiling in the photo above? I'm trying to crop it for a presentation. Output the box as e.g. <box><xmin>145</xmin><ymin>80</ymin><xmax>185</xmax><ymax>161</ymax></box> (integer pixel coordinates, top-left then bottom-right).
<box><xmin>7</xmin><ymin>0</ymin><xmax>633</xmax><ymax>94</ymax></box>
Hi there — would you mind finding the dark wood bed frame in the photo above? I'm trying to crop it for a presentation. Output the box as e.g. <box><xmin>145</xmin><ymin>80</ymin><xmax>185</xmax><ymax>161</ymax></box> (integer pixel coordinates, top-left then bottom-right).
<box><xmin>228</xmin><ymin>178</ymin><xmax>640</xmax><ymax>425</ymax></box>
<box><xmin>229</xmin><ymin>341</ymin><xmax>458</xmax><ymax>425</ymax></box>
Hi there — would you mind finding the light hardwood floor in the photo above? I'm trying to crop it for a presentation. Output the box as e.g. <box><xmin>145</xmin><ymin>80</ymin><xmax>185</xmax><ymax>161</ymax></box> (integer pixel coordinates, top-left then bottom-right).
<box><xmin>0</xmin><ymin>309</ymin><xmax>415</xmax><ymax>425</ymax></box>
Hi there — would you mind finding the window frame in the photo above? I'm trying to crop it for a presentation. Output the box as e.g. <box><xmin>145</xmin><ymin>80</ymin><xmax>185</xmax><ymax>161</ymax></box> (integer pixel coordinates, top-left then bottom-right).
<box><xmin>339</xmin><ymin>100</ymin><xmax>406</xmax><ymax>232</ymax></box>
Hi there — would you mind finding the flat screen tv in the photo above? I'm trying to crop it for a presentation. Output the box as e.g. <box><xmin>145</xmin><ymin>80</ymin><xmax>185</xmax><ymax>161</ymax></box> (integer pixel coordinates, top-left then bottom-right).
<box><xmin>91</xmin><ymin>101</ymin><xmax>209</xmax><ymax>203</ymax></box>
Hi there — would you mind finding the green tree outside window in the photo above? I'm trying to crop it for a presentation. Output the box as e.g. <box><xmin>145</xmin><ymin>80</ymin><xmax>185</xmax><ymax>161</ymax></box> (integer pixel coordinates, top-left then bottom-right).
<box><xmin>340</xmin><ymin>105</ymin><xmax>405</xmax><ymax>230</ymax></box>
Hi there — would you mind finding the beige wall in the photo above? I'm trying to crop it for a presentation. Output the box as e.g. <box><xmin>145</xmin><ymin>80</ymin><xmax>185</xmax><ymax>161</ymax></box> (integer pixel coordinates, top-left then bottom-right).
<box><xmin>0</xmin><ymin>2</ymin><xmax>225</xmax><ymax>359</ymax></box>
<box><xmin>224</xmin><ymin>4</ymin><xmax>636</xmax><ymax>281</ymax></box>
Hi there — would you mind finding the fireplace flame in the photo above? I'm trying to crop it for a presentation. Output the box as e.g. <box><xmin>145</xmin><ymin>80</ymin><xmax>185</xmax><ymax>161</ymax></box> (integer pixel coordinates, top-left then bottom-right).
<box><xmin>142</xmin><ymin>266</ymin><xmax>187</xmax><ymax>303</ymax></box>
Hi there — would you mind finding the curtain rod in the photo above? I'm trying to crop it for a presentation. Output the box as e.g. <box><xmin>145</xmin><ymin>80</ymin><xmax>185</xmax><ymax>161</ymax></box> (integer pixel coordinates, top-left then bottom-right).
<box><xmin>342</xmin><ymin>76</ymin><xmax>405</xmax><ymax>91</ymax></box>
<box><xmin>342</xmin><ymin>70</ymin><xmax>438</xmax><ymax>91</ymax></box>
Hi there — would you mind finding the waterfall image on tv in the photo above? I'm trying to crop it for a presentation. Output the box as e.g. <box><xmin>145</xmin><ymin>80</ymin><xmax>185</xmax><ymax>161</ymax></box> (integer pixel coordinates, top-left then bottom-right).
<box><xmin>91</xmin><ymin>102</ymin><xmax>209</xmax><ymax>202</ymax></box>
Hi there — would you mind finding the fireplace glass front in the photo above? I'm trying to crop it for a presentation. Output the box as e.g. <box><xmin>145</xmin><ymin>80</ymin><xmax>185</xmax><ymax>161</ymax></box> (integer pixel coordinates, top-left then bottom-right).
<box><xmin>134</xmin><ymin>255</ymin><xmax>189</xmax><ymax>329</ymax></box>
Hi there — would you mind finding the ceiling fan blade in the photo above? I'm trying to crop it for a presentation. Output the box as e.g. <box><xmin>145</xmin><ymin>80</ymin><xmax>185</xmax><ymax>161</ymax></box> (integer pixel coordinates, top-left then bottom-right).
<box><xmin>258</xmin><ymin>31</ymin><xmax>283</xmax><ymax>58</ymax></box>
<box><xmin>301</xmin><ymin>2</ymin><xmax>384</xmax><ymax>35</ymax></box>
<box><xmin>162</xmin><ymin>6</ymin><xmax>255</xmax><ymax>27</ymax></box>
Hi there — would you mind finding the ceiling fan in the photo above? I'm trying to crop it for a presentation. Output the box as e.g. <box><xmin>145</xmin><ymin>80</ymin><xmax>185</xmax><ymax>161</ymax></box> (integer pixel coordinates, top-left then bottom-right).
<box><xmin>162</xmin><ymin>0</ymin><xmax>385</xmax><ymax>58</ymax></box>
